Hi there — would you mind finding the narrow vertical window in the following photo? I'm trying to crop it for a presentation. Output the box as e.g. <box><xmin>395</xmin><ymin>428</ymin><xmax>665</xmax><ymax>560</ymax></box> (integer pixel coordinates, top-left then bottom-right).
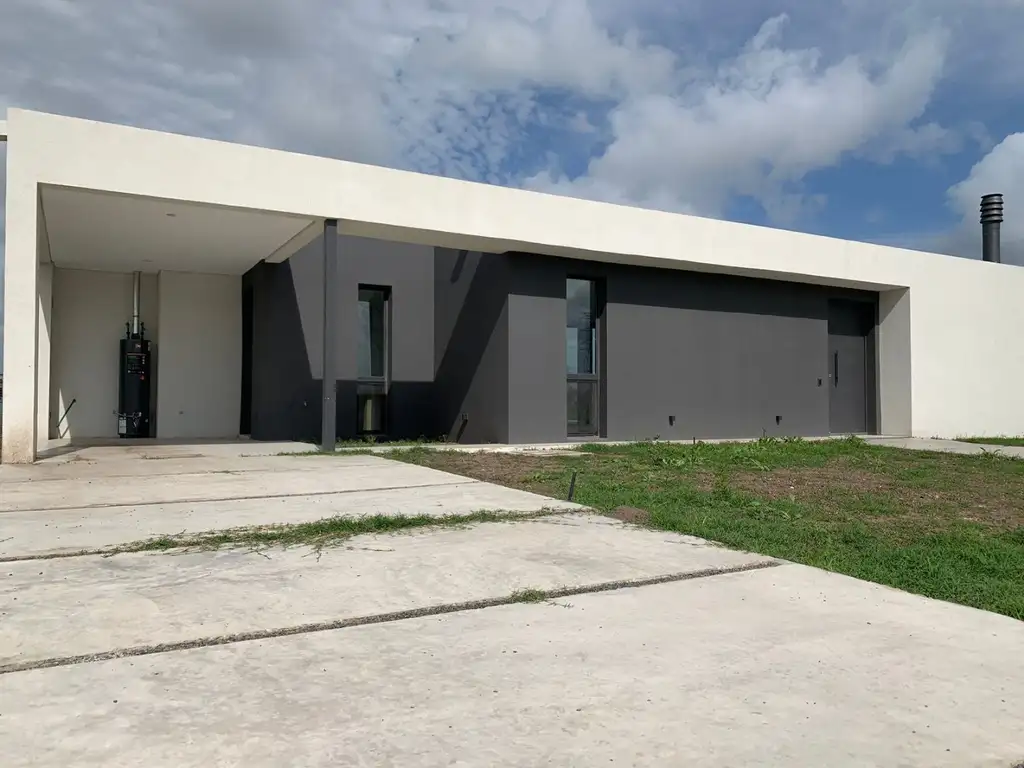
<box><xmin>566</xmin><ymin>278</ymin><xmax>599</xmax><ymax>436</ymax></box>
<box><xmin>357</xmin><ymin>286</ymin><xmax>389</xmax><ymax>435</ymax></box>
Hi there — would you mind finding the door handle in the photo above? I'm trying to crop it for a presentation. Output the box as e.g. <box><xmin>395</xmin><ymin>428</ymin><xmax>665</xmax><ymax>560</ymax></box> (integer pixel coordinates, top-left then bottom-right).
<box><xmin>834</xmin><ymin>351</ymin><xmax>839</xmax><ymax>386</ymax></box>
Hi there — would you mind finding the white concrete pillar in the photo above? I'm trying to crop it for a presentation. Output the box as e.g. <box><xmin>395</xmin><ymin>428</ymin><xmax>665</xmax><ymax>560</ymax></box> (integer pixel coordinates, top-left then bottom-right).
<box><xmin>1</xmin><ymin>147</ymin><xmax>40</xmax><ymax>463</ymax></box>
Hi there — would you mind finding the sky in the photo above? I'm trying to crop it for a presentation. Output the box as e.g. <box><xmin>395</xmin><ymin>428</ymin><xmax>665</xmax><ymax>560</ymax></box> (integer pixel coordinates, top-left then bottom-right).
<box><xmin>2</xmin><ymin>0</ymin><xmax>1024</xmax><ymax>360</ymax></box>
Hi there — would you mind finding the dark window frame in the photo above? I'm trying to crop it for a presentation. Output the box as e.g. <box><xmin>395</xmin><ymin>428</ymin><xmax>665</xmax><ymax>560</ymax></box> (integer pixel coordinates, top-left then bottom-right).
<box><xmin>356</xmin><ymin>285</ymin><xmax>392</xmax><ymax>436</ymax></box>
<box><xmin>566</xmin><ymin>276</ymin><xmax>602</xmax><ymax>438</ymax></box>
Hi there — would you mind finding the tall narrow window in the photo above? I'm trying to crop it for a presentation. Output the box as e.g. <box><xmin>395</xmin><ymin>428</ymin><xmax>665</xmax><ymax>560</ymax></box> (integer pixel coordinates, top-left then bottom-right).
<box><xmin>357</xmin><ymin>286</ymin><xmax>389</xmax><ymax>435</ymax></box>
<box><xmin>567</xmin><ymin>278</ymin><xmax>599</xmax><ymax>436</ymax></box>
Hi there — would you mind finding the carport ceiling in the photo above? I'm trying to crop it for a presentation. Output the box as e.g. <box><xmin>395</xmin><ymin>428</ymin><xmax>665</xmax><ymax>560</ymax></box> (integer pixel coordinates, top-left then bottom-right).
<box><xmin>40</xmin><ymin>186</ymin><xmax>318</xmax><ymax>275</ymax></box>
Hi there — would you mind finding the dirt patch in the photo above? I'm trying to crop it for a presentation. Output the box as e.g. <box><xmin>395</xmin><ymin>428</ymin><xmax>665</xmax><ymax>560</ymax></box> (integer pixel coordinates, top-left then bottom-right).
<box><xmin>609</xmin><ymin>506</ymin><xmax>652</xmax><ymax>526</ymax></box>
<box><xmin>405</xmin><ymin>449</ymin><xmax>1024</xmax><ymax>533</ymax></box>
<box><xmin>690</xmin><ymin>470</ymin><xmax>718</xmax><ymax>493</ymax></box>
<box><xmin>732</xmin><ymin>465</ymin><xmax>893</xmax><ymax>502</ymax></box>
<box><xmin>407</xmin><ymin>451</ymin><xmax>581</xmax><ymax>497</ymax></box>
<box><xmin>730</xmin><ymin>459</ymin><xmax>1024</xmax><ymax>531</ymax></box>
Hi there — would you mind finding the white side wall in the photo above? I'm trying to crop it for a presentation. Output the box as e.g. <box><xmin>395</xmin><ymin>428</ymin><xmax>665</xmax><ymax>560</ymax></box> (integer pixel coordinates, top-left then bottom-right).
<box><xmin>156</xmin><ymin>271</ymin><xmax>241</xmax><ymax>439</ymax></box>
<box><xmin>898</xmin><ymin>253</ymin><xmax>1024</xmax><ymax>438</ymax></box>
<box><xmin>50</xmin><ymin>269</ymin><xmax>159</xmax><ymax>439</ymax></box>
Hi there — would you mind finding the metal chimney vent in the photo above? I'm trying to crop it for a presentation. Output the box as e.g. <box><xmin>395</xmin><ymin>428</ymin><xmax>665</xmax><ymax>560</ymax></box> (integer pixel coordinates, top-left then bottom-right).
<box><xmin>980</xmin><ymin>194</ymin><xmax>1003</xmax><ymax>263</ymax></box>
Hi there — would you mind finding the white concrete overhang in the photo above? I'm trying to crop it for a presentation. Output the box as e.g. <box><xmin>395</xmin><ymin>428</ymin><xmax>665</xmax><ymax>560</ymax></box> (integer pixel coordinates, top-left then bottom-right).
<box><xmin>39</xmin><ymin>185</ymin><xmax>320</xmax><ymax>275</ymax></box>
<box><xmin>11</xmin><ymin>107</ymin><xmax>998</xmax><ymax>292</ymax></box>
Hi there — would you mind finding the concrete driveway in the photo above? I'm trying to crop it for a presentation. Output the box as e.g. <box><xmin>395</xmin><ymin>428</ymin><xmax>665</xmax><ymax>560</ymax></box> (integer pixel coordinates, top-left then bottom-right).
<box><xmin>1</xmin><ymin>442</ymin><xmax>1022</xmax><ymax>767</ymax></box>
<box><xmin>0</xmin><ymin>444</ymin><xmax>580</xmax><ymax>559</ymax></box>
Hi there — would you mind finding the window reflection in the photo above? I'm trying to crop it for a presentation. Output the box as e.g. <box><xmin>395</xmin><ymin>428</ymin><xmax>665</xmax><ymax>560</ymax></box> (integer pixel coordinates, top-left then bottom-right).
<box><xmin>357</xmin><ymin>287</ymin><xmax>389</xmax><ymax>436</ymax></box>
<box><xmin>358</xmin><ymin>288</ymin><xmax>387</xmax><ymax>380</ymax></box>
<box><xmin>566</xmin><ymin>278</ymin><xmax>599</xmax><ymax>436</ymax></box>
<box><xmin>566</xmin><ymin>278</ymin><xmax>596</xmax><ymax>376</ymax></box>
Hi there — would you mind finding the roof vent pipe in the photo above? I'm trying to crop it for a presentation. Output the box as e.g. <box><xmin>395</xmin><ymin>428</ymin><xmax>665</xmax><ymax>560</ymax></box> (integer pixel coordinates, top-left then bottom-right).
<box><xmin>131</xmin><ymin>272</ymin><xmax>141</xmax><ymax>335</ymax></box>
<box><xmin>981</xmin><ymin>193</ymin><xmax>1003</xmax><ymax>263</ymax></box>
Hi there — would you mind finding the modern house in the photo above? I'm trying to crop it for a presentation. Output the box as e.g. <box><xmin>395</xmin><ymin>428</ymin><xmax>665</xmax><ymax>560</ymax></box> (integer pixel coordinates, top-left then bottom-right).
<box><xmin>2</xmin><ymin>108</ymin><xmax>1023</xmax><ymax>464</ymax></box>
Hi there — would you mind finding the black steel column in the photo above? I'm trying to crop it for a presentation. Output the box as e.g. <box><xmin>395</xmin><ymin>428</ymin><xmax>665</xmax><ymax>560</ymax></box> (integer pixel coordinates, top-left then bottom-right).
<box><xmin>320</xmin><ymin>219</ymin><xmax>339</xmax><ymax>452</ymax></box>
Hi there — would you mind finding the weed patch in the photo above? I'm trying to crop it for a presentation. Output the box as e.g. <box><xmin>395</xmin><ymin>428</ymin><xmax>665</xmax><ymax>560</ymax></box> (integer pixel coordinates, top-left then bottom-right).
<box><xmin>104</xmin><ymin>511</ymin><xmax>555</xmax><ymax>557</ymax></box>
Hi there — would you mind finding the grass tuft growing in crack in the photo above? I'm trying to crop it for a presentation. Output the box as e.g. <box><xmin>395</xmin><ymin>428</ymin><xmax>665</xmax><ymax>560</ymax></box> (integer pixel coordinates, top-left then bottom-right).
<box><xmin>104</xmin><ymin>511</ymin><xmax>558</xmax><ymax>557</ymax></box>
<box><xmin>509</xmin><ymin>588</ymin><xmax>548</xmax><ymax>604</ymax></box>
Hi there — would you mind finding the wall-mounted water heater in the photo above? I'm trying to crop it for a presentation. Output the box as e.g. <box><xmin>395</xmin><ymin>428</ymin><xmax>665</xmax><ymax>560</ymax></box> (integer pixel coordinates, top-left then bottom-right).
<box><xmin>117</xmin><ymin>272</ymin><xmax>152</xmax><ymax>438</ymax></box>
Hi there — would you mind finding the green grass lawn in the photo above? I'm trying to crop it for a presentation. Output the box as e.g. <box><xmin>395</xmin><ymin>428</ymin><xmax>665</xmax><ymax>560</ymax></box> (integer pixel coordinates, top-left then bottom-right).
<box><xmin>958</xmin><ymin>436</ymin><xmax>1024</xmax><ymax>448</ymax></box>
<box><xmin>394</xmin><ymin>438</ymin><xmax>1024</xmax><ymax>620</ymax></box>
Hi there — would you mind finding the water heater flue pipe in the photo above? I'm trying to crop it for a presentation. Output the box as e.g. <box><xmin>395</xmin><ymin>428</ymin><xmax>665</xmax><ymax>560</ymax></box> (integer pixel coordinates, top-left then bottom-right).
<box><xmin>131</xmin><ymin>271</ymin><xmax>141</xmax><ymax>336</ymax></box>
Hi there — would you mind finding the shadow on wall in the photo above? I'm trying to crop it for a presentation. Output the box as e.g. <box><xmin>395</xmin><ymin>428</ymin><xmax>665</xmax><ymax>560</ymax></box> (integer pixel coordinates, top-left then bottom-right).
<box><xmin>433</xmin><ymin>249</ymin><xmax>510</xmax><ymax>444</ymax></box>
<box><xmin>245</xmin><ymin>261</ymin><xmax>320</xmax><ymax>442</ymax></box>
<box><xmin>336</xmin><ymin>380</ymin><xmax>436</xmax><ymax>441</ymax></box>
<box><xmin>245</xmin><ymin>245</ymin><xmax>511</xmax><ymax>444</ymax></box>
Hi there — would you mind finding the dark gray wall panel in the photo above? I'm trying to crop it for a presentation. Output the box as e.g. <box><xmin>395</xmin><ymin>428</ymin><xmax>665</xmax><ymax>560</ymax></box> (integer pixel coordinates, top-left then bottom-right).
<box><xmin>605</xmin><ymin>270</ymin><xmax>831</xmax><ymax>440</ymax></box>
<box><xmin>247</xmin><ymin>234</ymin><xmax>435</xmax><ymax>442</ymax></box>
<box><xmin>336</xmin><ymin>236</ymin><xmax>435</xmax><ymax>439</ymax></box>
<box><xmin>505</xmin><ymin>254</ymin><xmax>876</xmax><ymax>443</ymax></box>
<box><xmin>507</xmin><ymin>257</ymin><xmax>568</xmax><ymax>444</ymax></box>
<box><xmin>246</xmin><ymin>246</ymin><xmax>322</xmax><ymax>442</ymax></box>
<box><xmin>433</xmin><ymin>249</ymin><xmax>510</xmax><ymax>443</ymax></box>
<box><xmin>248</xmin><ymin>236</ymin><xmax>877</xmax><ymax>446</ymax></box>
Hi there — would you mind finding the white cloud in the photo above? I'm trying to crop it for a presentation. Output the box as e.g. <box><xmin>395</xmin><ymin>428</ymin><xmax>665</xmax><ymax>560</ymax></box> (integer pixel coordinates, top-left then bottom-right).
<box><xmin>0</xmin><ymin>1</ymin><xmax>966</xmax><ymax>209</ymax></box>
<box><xmin>526</xmin><ymin>15</ymin><xmax>951</xmax><ymax>220</ymax></box>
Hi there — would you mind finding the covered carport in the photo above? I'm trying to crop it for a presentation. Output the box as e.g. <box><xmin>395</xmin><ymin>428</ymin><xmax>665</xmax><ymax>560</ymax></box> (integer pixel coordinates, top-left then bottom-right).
<box><xmin>2</xmin><ymin>108</ymin><xmax>565</xmax><ymax>464</ymax></box>
<box><xmin>0</xmin><ymin>109</ymin><xmax>385</xmax><ymax>463</ymax></box>
<box><xmin>36</xmin><ymin>186</ymin><xmax>324</xmax><ymax>449</ymax></box>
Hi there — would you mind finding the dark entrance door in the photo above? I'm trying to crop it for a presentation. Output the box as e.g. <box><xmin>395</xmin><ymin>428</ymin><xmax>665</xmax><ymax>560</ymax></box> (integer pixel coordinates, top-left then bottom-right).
<box><xmin>828</xmin><ymin>299</ymin><xmax>873</xmax><ymax>434</ymax></box>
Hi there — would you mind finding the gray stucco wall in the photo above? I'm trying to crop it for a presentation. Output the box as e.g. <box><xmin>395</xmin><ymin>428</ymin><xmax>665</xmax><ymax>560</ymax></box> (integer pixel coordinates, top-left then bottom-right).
<box><xmin>246</xmin><ymin>236</ymin><xmax>876</xmax><ymax>445</ymax></box>
<box><xmin>505</xmin><ymin>253</ymin><xmax>877</xmax><ymax>442</ymax></box>
<box><xmin>507</xmin><ymin>256</ymin><xmax>570</xmax><ymax>444</ymax></box>
<box><xmin>336</xmin><ymin>236</ymin><xmax>435</xmax><ymax>439</ymax></box>
<box><xmin>606</xmin><ymin>270</ymin><xmax>829</xmax><ymax>440</ymax></box>
<box><xmin>246</xmin><ymin>234</ymin><xmax>435</xmax><ymax>442</ymax></box>
<box><xmin>433</xmin><ymin>249</ymin><xmax>511</xmax><ymax>443</ymax></box>
<box><xmin>245</xmin><ymin>250</ymin><xmax>322</xmax><ymax>442</ymax></box>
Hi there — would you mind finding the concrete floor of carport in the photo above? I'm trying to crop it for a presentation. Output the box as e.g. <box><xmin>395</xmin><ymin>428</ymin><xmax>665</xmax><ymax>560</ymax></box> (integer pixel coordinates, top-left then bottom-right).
<box><xmin>1</xmin><ymin>441</ymin><xmax>1023</xmax><ymax>767</ymax></box>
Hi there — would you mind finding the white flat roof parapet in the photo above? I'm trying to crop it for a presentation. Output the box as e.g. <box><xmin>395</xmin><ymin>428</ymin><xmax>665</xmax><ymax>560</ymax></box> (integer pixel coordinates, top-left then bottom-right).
<box><xmin>0</xmin><ymin>120</ymin><xmax>8</xmax><ymax>141</ymax></box>
<box><xmin>0</xmin><ymin>108</ymin><xmax>952</xmax><ymax>290</ymax></box>
<box><xmin>8</xmin><ymin>107</ymin><xmax>1019</xmax><ymax>294</ymax></box>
